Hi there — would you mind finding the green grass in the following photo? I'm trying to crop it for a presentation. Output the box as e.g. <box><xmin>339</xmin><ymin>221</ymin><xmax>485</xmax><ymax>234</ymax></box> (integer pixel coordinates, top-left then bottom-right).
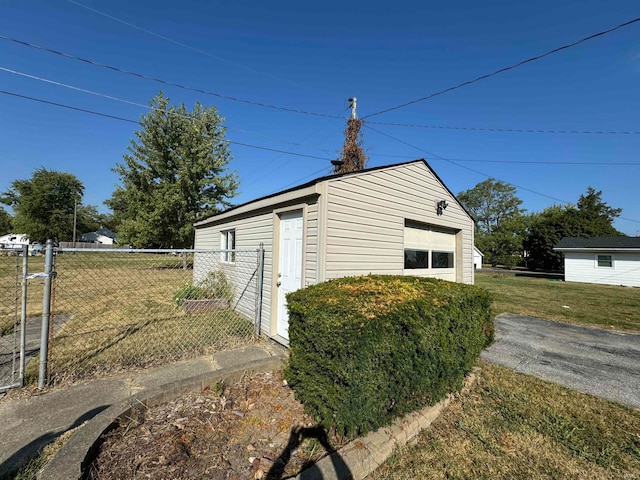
<box><xmin>1</xmin><ymin>253</ymin><xmax>255</xmax><ymax>385</ymax></box>
<box><xmin>475</xmin><ymin>271</ymin><xmax>640</xmax><ymax>332</ymax></box>
<box><xmin>371</xmin><ymin>363</ymin><xmax>640</xmax><ymax>480</ymax></box>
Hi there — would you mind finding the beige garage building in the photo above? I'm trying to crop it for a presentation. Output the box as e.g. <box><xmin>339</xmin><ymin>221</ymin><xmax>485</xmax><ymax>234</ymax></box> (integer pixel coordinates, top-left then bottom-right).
<box><xmin>194</xmin><ymin>159</ymin><xmax>475</xmax><ymax>344</ymax></box>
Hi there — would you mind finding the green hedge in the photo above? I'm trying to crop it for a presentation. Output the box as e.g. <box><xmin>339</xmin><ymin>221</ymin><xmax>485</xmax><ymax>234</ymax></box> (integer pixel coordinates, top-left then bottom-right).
<box><xmin>284</xmin><ymin>275</ymin><xmax>493</xmax><ymax>438</ymax></box>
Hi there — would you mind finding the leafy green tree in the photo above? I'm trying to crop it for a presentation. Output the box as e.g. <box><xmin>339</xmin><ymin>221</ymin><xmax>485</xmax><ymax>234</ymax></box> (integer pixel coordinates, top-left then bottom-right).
<box><xmin>76</xmin><ymin>205</ymin><xmax>117</xmax><ymax>235</ymax></box>
<box><xmin>458</xmin><ymin>178</ymin><xmax>526</xmax><ymax>265</ymax></box>
<box><xmin>107</xmin><ymin>92</ymin><xmax>238</xmax><ymax>248</ymax></box>
<box><xmin>524</xmin><ymin>187</ymin><xmax>623</xmax><ymax>271</ymax></box>
<box><xmin>0</xmin><ymin>206</ymin><xmax>12</xmax><ymax>235</ymax></box>
<box><xmin>1</xmin><ymin>168</ymin><xmax>84</xmax><ymax>243</ymax></box>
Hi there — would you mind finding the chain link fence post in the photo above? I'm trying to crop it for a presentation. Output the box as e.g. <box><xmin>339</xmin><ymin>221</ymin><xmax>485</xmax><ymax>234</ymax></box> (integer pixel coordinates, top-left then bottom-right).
<box><xmin>18</xmin><ymin>244</ymin><xmax>28</xmax><ymax>386</ymax></box>
<box><xmin>38</xmin><ymin>239</ymin><xmax>54</xmax><ymax>389</ymax></box>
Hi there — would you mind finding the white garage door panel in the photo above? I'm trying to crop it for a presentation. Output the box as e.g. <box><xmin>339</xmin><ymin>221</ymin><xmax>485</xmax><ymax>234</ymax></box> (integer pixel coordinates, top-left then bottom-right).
<box><xmin>430</xmin><ymin>229</ymin><xmax>456</xmax><ymax>250</ymax></box>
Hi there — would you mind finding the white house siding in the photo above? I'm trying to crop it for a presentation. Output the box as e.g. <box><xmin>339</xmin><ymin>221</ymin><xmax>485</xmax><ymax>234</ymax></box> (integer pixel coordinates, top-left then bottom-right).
<box><xmin>194</xmin><ymin>211</ymin><xmax>274</xmax><ymax>335</ymax></box>
<box><xmin>305</xmin><ymin>201</ymin><xmax>319</xmax><ymax>286</ymax></box>
<box><xmin>324</xmin><ymin>162</ymin><xmax>474</xmax><ymax>284</ymax></box>
<box><xmin>564</xmin><ymin>252</ymin><xmax>640</xmax><ymax>287</ymax></box>
<box><xmin>194</xmin><ymin>201</ymin><xmax>320</xmax><ymax>337</ymax></box>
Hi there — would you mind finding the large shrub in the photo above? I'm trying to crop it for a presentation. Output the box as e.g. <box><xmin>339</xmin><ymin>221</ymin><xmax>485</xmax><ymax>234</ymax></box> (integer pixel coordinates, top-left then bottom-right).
<box><xmin>284</xmin><ymin>275</ymin><xmax>493</xmax><ymax>438</ymax></box>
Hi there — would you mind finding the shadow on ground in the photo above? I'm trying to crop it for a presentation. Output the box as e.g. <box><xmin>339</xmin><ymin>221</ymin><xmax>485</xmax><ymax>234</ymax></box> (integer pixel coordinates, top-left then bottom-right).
<box><xmin>266</xmin><ymin>424</ymin><xmax>352</xmax><ymax>480</ymax></box>
<box><xmin>0</xmin><ymin>405</ymin><xmax>109</xmax><ymax>479</ymax></box>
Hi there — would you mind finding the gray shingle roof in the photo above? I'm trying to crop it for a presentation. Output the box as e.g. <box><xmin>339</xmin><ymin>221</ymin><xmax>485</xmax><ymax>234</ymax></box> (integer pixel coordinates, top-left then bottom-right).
<box><xmin>555</xmin><ymin>236</ymin><xmax>640</xmax><ymax>250</ymax></box>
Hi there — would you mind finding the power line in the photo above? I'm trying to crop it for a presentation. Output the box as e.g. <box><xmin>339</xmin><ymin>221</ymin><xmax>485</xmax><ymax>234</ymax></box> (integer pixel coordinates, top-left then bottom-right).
<box><xmin>364</xmin><ymin>17</ymin><xmax>640</xmax><ymax>119</ymax></box>
<box><xmin>0</xmin><ymin>34</ymin><xmax>342</xmax><ymax>119</ymax></box>
<box><xmin>0</xmin><ymin>89</ymin><xmax>139</xmax><ymax>124</ymax></box>
<box><xmin>364</xmin><ymin>125</ymin><xmax>640</xmax><ymax>225</ymax></box>
<box><xmin>67</xmin><ymin>0</ymin><xmax>317</xmax><ymax>93</ymax></box>
<box><xmin>367</xmin><ymin>151</ymin><xmax>640</xmax><ymax>166</ymax></box>
<box><xmin>367</xmin><ymin>120</ymin><xmax>640</xmax><ymax>135</ymax></box>
<box><xmin>0</xmin><ymin>89</ymin><xmax>334</xmax><ymax>161</ymax></box>
<box><xmin>0</xmin><ymin>65</ymin><xmax>338</xmax><ymax>152</ymax></box>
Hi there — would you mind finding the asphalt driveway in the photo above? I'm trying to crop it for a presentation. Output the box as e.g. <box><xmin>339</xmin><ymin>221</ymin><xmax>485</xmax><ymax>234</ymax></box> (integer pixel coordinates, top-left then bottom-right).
<box><xmin>481</xmin><ymin>314</ymin><xmax>640</xmax><ymax>409</ymax></box>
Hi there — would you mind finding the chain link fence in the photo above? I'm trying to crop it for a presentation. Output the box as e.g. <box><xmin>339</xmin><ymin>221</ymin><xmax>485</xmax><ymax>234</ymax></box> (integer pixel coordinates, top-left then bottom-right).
<box><xmin>41</xmin><ymin>248</ymin><xmax>263</xmax><ymax>384</ymax></box>
<box><xmin>0</xmin><ymin>250</ymin><xmax>23</xmax><ymax>390</ymax></box>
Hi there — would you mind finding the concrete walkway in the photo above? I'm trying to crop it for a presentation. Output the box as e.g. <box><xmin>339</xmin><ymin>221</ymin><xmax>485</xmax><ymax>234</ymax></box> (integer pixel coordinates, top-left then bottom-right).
<box><xmin>482</xmin><ymin>314</ymin><xmax>640</xmax><ymax>409</ymax></box>
<box><xmin>0</xmin><ymin>343</ymin><xmax>286</xmax><ymax>477</ymax></box>
<box><xmin>0</xmin><ymin>315</ymin><xmax>71</xmax><ymax>389</ymax></box>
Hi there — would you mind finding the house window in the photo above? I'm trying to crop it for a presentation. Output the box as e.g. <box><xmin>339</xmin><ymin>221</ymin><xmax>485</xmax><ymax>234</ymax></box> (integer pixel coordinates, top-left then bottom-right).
<box><xmin>432</xmin><ymin>251</ymin><xmax>454</xmax><ymax>269</ymax></box>
<box><xmin>404</xmin><ymin>249</ymin><xmax>429</xmax><ymax>269</ymax></box>
<box><xmin>220</xmin><ymin>229</ymin><xmax>235</xmax><ymax>263</ymax></box>
<box><xmin>596</xmin><ymin>254</ymin><xmax>613</xmax><ymax>268</ymax></box>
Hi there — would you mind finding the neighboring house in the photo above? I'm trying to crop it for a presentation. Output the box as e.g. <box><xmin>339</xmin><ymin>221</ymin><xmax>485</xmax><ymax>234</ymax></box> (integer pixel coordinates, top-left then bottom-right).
<box><xmin>473</xmin><ymin>246</ymin><xmax>484</xmax><ymax>270</ymax></box>
<box><xmin>79</xmin><ymin>228</ymin><xmax>117</xmax><ymax>245</ymax></box>
<box><xmin>554</xmin><ymin>236</ymin><xmax>640</xmax><ymax>287</ymax></box>
<box><xmin>194</xmin><ymin>159</ymin><xmax>475</xmax><ymax>343</ymax></box>
<box><xmin>0</xmin><ymin>233</ymin><xmax>30</xmax><ymax>251</ymax></box>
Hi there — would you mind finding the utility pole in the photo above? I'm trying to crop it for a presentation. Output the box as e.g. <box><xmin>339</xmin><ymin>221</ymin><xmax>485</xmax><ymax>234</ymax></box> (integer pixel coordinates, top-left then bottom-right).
<box><xmin>332</xmin><ymin>97</ymin><xmax>367</xmax><ymax>174</ymax></box>
<box><xmin>348</xmin><ymin>97</ymin><xmax>357</xmax><ymax>119</ymax></box>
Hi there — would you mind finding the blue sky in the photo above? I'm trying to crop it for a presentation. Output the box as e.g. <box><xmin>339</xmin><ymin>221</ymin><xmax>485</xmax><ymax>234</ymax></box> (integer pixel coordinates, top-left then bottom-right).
<box><xmin>1</xmin><ymin>0</ymin><xmax>639</xmax><ymax>234</ymax></box>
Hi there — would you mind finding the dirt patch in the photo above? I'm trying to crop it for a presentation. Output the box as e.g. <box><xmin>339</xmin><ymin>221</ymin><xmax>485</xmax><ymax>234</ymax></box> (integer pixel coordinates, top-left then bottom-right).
<box><xmin>87</xmin><ymin>371</ymin><xmax>348</xmax><ymax>479</ymax></box>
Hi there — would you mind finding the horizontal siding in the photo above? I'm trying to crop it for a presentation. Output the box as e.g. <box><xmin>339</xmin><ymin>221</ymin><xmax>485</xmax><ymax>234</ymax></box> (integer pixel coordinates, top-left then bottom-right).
<box><xmin>305</xmin><ymin>202</ymin><xmax>318</xmax><ymax>286</ymax></box>
<box><xmin>194</xmin><ymin>211</ymin><xmax>275</xmax><ymax>336</ymax></box>
<box><xmin>565</xmin><ymin>252</ymin><xmax>640</xmax><ymax>287</ymax></box>
<box><xmin>325</xmin><ymin>162</ymin><xmax>474</xmax><ymax>283</ymax></box>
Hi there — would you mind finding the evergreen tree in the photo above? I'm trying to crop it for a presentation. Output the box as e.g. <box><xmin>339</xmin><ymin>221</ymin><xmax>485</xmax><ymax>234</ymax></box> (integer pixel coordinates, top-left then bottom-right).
<box><xmin>107</xmin><ymin>92</ymin><xmax>239</xmax><ymax>248</ymax></box>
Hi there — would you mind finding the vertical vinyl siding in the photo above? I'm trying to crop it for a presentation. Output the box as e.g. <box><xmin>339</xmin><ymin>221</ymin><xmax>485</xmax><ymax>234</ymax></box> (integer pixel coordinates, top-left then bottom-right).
<box><xmin>564</xmin><ymin>252</ymin><xmax>640</xmax><ymax>287</ymax></box>
<box><xmin>194</xmin><ymin>212</ymin><xmax>274</xmax><ymax>336</ymax></box>
<box><xmin>324</xmin><ymin>162</ymin><xmax>474</xmax><ymax>283</ymax></box>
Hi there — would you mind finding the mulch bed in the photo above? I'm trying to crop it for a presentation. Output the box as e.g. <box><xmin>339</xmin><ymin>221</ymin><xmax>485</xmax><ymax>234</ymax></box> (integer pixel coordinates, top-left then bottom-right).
<box><xmin>86</xmin><ymin>371</ymin><xmax>348</xmax><ymax>479</ymax></box>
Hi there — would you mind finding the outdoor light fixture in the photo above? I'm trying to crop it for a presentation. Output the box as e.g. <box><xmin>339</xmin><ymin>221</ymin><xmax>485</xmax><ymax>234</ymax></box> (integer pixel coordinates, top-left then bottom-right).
<box><xmin>436</xmin><ymin>200</ymin><xmax>448</xmax><ymax>216</ymax></box>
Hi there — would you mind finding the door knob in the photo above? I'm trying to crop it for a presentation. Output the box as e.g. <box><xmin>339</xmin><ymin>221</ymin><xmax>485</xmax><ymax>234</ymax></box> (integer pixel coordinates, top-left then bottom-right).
<box><xmin>277</xmin><ymin>281</ymin><xmax>281</xmax><ymax>287</ymax></box>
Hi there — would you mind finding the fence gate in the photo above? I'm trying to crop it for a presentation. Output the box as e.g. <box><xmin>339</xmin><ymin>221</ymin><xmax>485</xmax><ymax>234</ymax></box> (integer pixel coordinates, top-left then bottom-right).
<box><xmin>0</xmin><ymin>246</ymin><xmax>28</xmax><ymax>392</ymax></box>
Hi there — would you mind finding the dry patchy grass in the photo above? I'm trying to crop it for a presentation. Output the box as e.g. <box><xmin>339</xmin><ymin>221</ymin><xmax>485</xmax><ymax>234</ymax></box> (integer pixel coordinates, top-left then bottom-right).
<box><xmin>476</xmin><ymin>272</ymin><xmax>640</xmax><ymax>332</ymax></box>
<box><xmin>371</xmin><ymin>363</ymin><xmax>640</xmax><ymax>480</ymax></box>
<box><xmin>0</xmin><ymin>253</ymin><xmax>255</xmax><ymax>384</ymax></box>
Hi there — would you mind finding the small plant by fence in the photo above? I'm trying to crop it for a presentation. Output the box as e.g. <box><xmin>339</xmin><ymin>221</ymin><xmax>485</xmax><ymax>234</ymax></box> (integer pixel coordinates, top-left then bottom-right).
<box><xmin>28</xmin><ymin>247</ymin><xmax>263</xmax><ymax>385</ymax></box>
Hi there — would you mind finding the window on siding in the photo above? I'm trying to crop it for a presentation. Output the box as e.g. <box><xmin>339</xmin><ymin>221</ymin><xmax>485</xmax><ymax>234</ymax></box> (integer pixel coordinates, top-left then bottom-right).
<box><xmin>596</xmin><ymin>254</ymin><xmax>613</xmax><ymax>268</ymax></box>
<box><xmin>404</xmin><ymin>249</ymin><xmax>429</xmax><ymax>269</ymax></box>
<box><xmin>220</xmin><ymin>229</ymin><xmax>235</xmax><ymax>263</ymax></box>
<box><xmin>432</xmin><ymin>251</ymin><xmax>454</xmax><ymax>269</ymax></box>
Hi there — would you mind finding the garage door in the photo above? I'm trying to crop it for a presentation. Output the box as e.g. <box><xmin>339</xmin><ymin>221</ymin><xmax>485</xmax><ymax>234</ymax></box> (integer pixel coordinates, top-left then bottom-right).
<box><xmin>404</xmin><ymin>224</ymin><xmax>456</xmax><ymax>281</ymax></box>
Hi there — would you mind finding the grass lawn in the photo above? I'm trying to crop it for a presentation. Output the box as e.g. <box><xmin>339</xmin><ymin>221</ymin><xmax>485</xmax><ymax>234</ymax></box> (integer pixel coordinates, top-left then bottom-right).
<box><xmin>1</xmin><ymin>252</ymin><xmax>255</xmax><ymax>384</ymax></box>
<box><xmin>371</xmin><ymin>363</ymin><xmax>640</xmax><ymax>480</ymax></box>
<box><xmin>475</xmin><ymin>271</ymin><xmax>640</xmax><ymax>332</ymax></box>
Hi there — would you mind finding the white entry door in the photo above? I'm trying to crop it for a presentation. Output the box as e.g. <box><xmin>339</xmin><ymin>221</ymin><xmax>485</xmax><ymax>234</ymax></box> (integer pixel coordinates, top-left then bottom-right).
<box><xmin>276</xmin><ymin>211</ymin><xmax>303</xmax><ymax>339</ymax></box>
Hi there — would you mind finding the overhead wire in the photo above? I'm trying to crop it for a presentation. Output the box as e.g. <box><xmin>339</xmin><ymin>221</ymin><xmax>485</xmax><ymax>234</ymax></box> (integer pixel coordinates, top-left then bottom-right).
<box><xmin>0</xmin><ymin>89</ymin><xmax>334</xmax><ymax>161</ymax></box>
<box><xmin>364</xmin><ymin>124</ymin><xmax>640</xmax><ymax>225</ymax></box>
<box><xmin>4</xmin><ymin>33</ymin><xmax>639</xmax><ymax>132</ymax></box>
<box><xmin>0</xmin><ymin>66</ymin><xmax>637</xmax><ymax>166</ymax></box>
<box><xmin>364</xmin><ymin>17</ymin><xmax>640</xmax><ymax>119</ymax></box>
<box><xmin>67</xmin><ymin>0</ymin><xmax>318</xmax><ymax>92</ymax></box>
<box><xmin>0</xmin><ymin>34</ymin><xmax>342</xmax><ymax>119</ymax></box>
<box><xmin>0</xmin><ymin>65</ymin><xmax>340</xmax><ymax>153</ymax></box>
<box><xmin>367</xmin><ymin>120</ymin><xmax>640</xmax><ymax>135</ymax></box>
<box><xmin>2</xmin><ymin>87</ymin><xmax>638</xmax><ymax>223</ymax></box>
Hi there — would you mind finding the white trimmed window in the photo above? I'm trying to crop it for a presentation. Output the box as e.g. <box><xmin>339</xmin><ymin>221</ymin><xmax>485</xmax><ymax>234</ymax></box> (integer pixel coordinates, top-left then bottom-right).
<box><xmin>220</xmin><ymin>229</ymin><xmax>235</xmax><ymax>263</ymax></box>
<box><xmin>596</xmin><ymin>254</ymin><xmax>613</xmax><ymax>268</ymax></box>
<box><xmin>432</xmin><ymin>251</ymin><xmax>454</xmax><ymax>269</ymax></box>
